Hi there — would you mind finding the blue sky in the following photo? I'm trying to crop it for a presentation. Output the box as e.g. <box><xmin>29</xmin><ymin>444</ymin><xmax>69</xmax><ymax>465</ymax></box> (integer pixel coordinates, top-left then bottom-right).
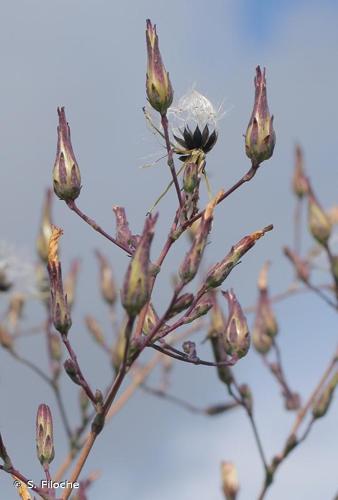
<box><xmin>0</xmin><ymin>1</ymin><xmax>337</xmax><ymax>499</ymax></box>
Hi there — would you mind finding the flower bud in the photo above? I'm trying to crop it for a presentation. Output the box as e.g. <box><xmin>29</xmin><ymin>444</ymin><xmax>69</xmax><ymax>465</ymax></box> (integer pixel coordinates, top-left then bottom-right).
<box><xmin>36</xmin><ymin>404</ymin><xmax>55</xmax><ymax>466</ymax></box>
<box><xmin>283</xmin><ymin>247</ymin><xmax>310</xmax><ymax>282</ymax></box>
<box><xmin>64</xmin><ymin>259</ymin><xmax>80</xmax><ymax>311</ymax></box>
<box><xmin>205</xmin><ymin>225</ymin><xmax>273</xmax><ymax>289</ymax></box>
<box><xmin>307</xmin><ymin>185</ymin><xmax>332</xmax><ymax>246</ymax></box>
<box><xmin>95</xmin><ymin>250</ymin><xmax>117</xmax><ymax>306</ymax></box>
<box><xmin>221</xmin><ymin>461</ymin><xmax>239</xmax><ymax>500</ymax></box>
<box><xmin>210</xmin><ymin>334</ymin><xmax>233</xmax><ymax>386</ymax></box>
<box><xmin>85</xmin><ymin>315</ymin><xmax>105</xmax><ymax>346</ymax></box>
<box><xmin>64</xmin><ymin>358</ymin><xmax>81</xmax><ymax>385</ymax></box>
<box><xmin>111</xmin><ymin>319</ymin><xmax>128</xmax><ymax>373</ymax></box>
<box><xmin>121</xmin><ymin>215</ymin><xmax>157</xmax><ymax>317</ymax></box>
<box><xmin>312</xmin><ymin>372</ymin><xmax>338</xmax><ymax>419</ymax></box>
<box><xmin>245</xmin><ymin>66</ymin><xmax>275</xmax><ymax>167</ymax></box>
<box><xmin>36</xmin><ymin>189</ymin><xmax>53</xmax><ymax>263</ymax></box>
<box><xmin>53</xmin><ymin>107</ymin><xmax>81</xmax><ymax>202</ymax></box>
<box><xmin>146</xmin><ymin>19</ymin><xmax>173</xmax><ymax>115</ymax></box>
<box><xmin>179</xmin><ymin>192</ymin><xmax>223</xmax><ymax>285</ymax></box>
<box><xmin>166</xmin><ymin>293</ymin><xmax>194</xmax><ymax>319</ymax></box>
<box><xmin>47</xmin><ymin>227</ymin><xmax>72</xmax><ymax>335</ymax></box>
<box><xmin>254</xmin><ymin>263</ymin><xmax>278</xmax><ymax>347</ymax></box>
<box><xmin>183</xmin><ymin>294</ymin><xmax>213</xmax><ymax>324</ymax></box>
<box><xmin>292</xmin><ymin>145</ymin><xmax>308</xmax><ymax>198</ymax></box>
<box><xmin>223</xmin><ymin>290</ymin><xmax>250</xmax><ymax>359</ymax></box>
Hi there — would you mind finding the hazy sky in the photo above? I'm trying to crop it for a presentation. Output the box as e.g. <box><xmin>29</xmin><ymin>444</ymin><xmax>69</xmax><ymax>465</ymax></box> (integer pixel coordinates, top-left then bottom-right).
<box><xmin>0</xmin><ymin>1</ymin><xmax>337</xmax><ymax>499</ymax></box>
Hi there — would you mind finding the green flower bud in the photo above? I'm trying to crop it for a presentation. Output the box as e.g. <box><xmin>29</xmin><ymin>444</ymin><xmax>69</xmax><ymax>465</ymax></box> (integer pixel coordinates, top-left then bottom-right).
<box><xmin>312</xmin><ymin>372</ymin><xmax>338</xmax><ymax>419</ymax></box>
<box><xmin>245</xmin><ymin>66</ymin><xmax>276</xmax><ymax>167</ymax></box>
<box><xmin>85</xmin><ymin>315</ymin><xmax>105</xmax><ymax>346</ymax></box>
<box><xmin>146</xmin><ymin>19</ymin><xmax>173</xmax><ymax>115</ymax></box>
<box><xmin>292</xmin><ymin>145</ymin><xmax>308</xmax><ymax>198</ymax></box>
<box><xmin>166</xmin><ymin>293</ymin><xmax>194</xmax><ymax>319</ymax></box>
<box><xmin>121</xmin><ymin>215</ymin><xmax>157</xmax><ymax>317</ymax></box>
<box><xmin>183</xmin><ymin>294</ymin><xmax>213</xmax><ymax>324</ymax></box>
<box><xmin>283</xmin><ymin>247</ymin><xmax>310</xmax><ymax>282</ymax></box>
<box><xmin>179</xmin><ymin>192</ymin><xmax>221</xmax><ymax>285</ymax></box>
<box><xmin>36</xmin><ymin>404</ymin><xmax>55</xmax><ymax>466</ymax></box>
<box><xmin>64</xmin><ymin>358</ymin><xmax>81</xmax><ymax>386</ymax></box>
<box><xmin>223</xmin><ymin>290</ymin><xmax>250</xmax><ymax>359</ymax></box>
<box><xmin>95</xmin><ymin>250</ymin><xmax>117</xmax><ymax>306</ymax></box>
<box><xmin>205</xmin><ymin>225</ymin><xmax>273</xmax><ymax>289</ymax></box>
<box><xmin>47</xmin><ymin>227</ymin><xmax>72</xmax><ymax>336</ymax></box>
<box><xmin>53</xmin><ymin>107</ymin><xmax>81</xmax><ymax>202</ymax></box>
<box><xmin>308</xmin><ymin>187</ymin><xmax>332</xmax><ymax>246</ymax></box>
<box><xmin>221</xmin><ymin>461</ymin><xmax>239</xmax><ymax>500</ymax></box>
<box><xmin>36</xmin><ymin>189</ymin><xmax>53</xmax><ymax>263</ymax></box>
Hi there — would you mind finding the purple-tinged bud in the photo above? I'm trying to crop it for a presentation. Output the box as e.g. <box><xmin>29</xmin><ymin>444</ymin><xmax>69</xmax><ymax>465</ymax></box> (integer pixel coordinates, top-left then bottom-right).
<box><xmin>166</xmin><ymin>293</ymin><xmax>194</xmax><ymax>320</ymax></box>
<box><xmin>208</xmin><ymin>294</ymin><xmax>232</xmax><ymax>386</ymax></box>
<box><xmin>64</xmin><ymin>259</ymin><xmax>80</xmax><ymax>311</ymax></box>
<box><xmin>253</xmin><ymin>263</ymin><xmax>278</xmax><ymax>353</ymax></box>
<box><xmin>53</xmin><ymin>107</ymin><xmax>81</xmax><ymax>202</ymax></box>
<box><xmin>47</xmin><ymin>227</ymin><xmax>72</xmax><ymax>336</ymax></box>
<box><xmin>64</xmin><ymin>358</ymin><xmax>81</xmax><ymax>385</ymax></box>
<box><xmin>36</xmin><ymin>404</ymin><xmax>55</xmax><ymax>466</ymax></box>
<box><xmin>146</xmin><ymin>19</ymin><xmax>173</xmax><ymax>115</ymax></box>
<box><xmin>222</xmin><ymin>290</ymin><xmax>250</xmax><ymax>359</ymax></box>
<box><xmin>85</xmin><ymin>315</ymin><xmax>105</xmax><ymax>347</ymax></box>
<box><xmin>111</xmin><ymin>319</ymin><xmax>128</xmax><ymax>373</ymax></box>
<box><xmin>95</xmin><ymin>250</ymin><xmax>117</xmax><ymax>306</ymax></box>
<box><xmin>312</xmin><ymin>372</ymin><xmax>338</xmax><ymax>419</ymax></box>
<box><xmin>121</xmin><ymin>215</ymin><xmax>157</xmax><ymax>317</ymax></box>
<box><xmin>283</xmin><ymin>247</ymin><xmax>310</xmax><ymax>282</ymax></box>
<box><xmin>285</xmin><ymin>392</ymin><xmax>301</xmax><ymax>411</ymax></box>
<box><xmin>179</xmin><ymin>192</ymin><xmax>223</xmax><ymax>285</ymax></box>
<box><xmin>252</xmin><ymin>322</ymin><xmax>273</xmax><ymax>354</ymax></box>
<box><xmin>36</xmin><ymin>189</ymin><xmax>53</xmax><ymax>263</ymax></box>
<box><xmin>183</xmin><ymin>294</ymin><xmax>213</xmax><ymax>324</ymax></box>
<box><xmin>205</xmin><ymin>225</ymin><xmax>273</xmax><ymax>289</ymax></box>
<box><xmin>221</xmin><ymin>461</ymin><xmax>239</xmax><ymax>500</ymax></box>
<box><xmin>245</xmin><ymin>66</ymin><xmax>275</xmax><ymax>167</ymax></box>
<box><xmin>307</xmin><ymin>184</ymin><xmax>332</xmax><ymax>246</ymax></box>
<box><xmin>112</xmin><ymin>206</ymin><xmax>140</xmax><ymax>252</ymax></box>
<box><xmin>292</xmin><ymin>145</ymin><xmax>308</xmax><ymax>198</ymax></box>
<box><xmin>210</xmin><ymin>333</ymin><xmax>234</xmax><ymax>386</ymax></box>
<box><xmin>183</xmin><ymin>162</ymin><xmax>199</xmax><ymax>194</ymax></box>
